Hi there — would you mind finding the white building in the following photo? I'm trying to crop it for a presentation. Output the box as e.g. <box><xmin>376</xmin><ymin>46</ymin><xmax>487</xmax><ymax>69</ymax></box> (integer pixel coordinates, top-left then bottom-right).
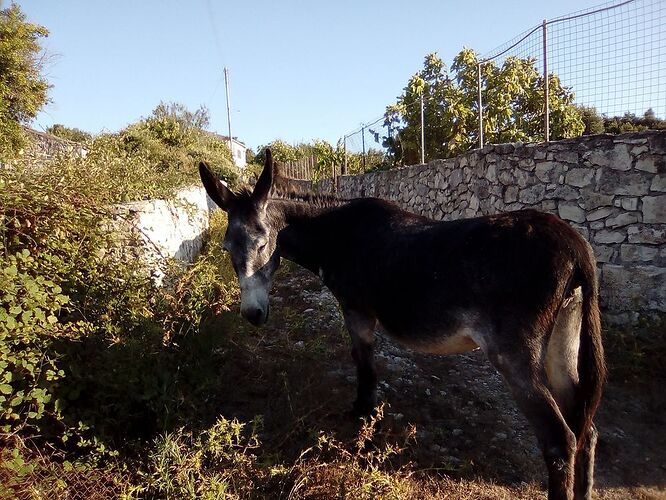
<box><xmin>213</xmin><ymin>135</ymin><xmax>246</xmax><ymax>169</ymax></box>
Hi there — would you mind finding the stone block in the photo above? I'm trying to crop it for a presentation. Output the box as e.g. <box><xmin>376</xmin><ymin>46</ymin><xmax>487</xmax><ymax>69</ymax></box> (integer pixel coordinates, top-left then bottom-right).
<box><xmin>606</xmin><ymin>212</ymin><xmax>641</xmax><ymax>228</ymax></box>
<box><xmin>583</xmin><ymin>150</ymin><xmax>610</xmax><ymax>167</ymax></box>
<box><xmin>628</xmin><ymin>225</ymin><xmax>666</xmax><ymax>244</ymax></box>
<box><xmin>593</xmin><ymin>245</ymin><xmax>614</xmax><ymax>263</ymax></box>
<box><xmin>515</xmin><ymin>169</ymin><xmax>530</xmax><ymax>188</ymax></box>
<box><xmin>580</xmin><ymin>191</ymin><xmax>614</xmax><ymax>210</ymax></box>
<box><xmin>586</xmin><ymin>206</ymin><xmax>613</xmax><ymax>221</ymax></box>
<box><xmin>598</xmin><ymin>169</ymin><xmax>651</xmax><ymax>196</ymax></box>
<box><xmin>620</xmin><ymin>197</ymin><xmax>639</xmax><ymax>211</ymax></box>
<box><xmin>518</xmin><ymin>184</ymin><xmax>545</xmax><ymax>204</ymax></box>
<box><xmin>608</xmin><ymin>144</ymin><xmax>632</xmax><ymax>171</ymax></box>
<box><xmin>651</xmin><ymin>174</ymin><xmax>666</xmax><ymax>192</ymax></box>
<box><xmin>504</xmin><ymin>185</ymin><xmax>519</xmax><ymax>203</ymax></box>
<box><xmin>547</xmin><ymin>185</ymin><xmax>579</xmax><ymax>201</ymax></box>
<box><xmin>642</xmin><ymin>195</ymin><xmax>666</xmax><ymax>223</ymax></box>
<box><xmin>635</xmin><ymin>155</ymin><xmax>659</xmax><ymax>173</ymax></box>
<box><xmin>498</xmin><ymin>170</ymin><xmax>515</xmax><ymax>186</ymax></box>
<box><xmin>594</xmin><ymin>229</ymin><xmax>625</xmax><ymax>244</ymax></box>
<box><xmin>450</xmin><ymin>168</ymin><xmax>463</xmax><ymax>188</ymax></box>
<box><xmin>535</xmin><ymin>161</ymin><xmax>563</xmax><ymax>183</ymax></box>
<box><xmin>553</xmin><ymin>150</ymin><xmax>579</xmax><ymax>164</ymax></box>
<box><xmin>620</xmin><ymin>244</ymin><xmax>659</xmax><ymax>262</ymax></box>
<box><xmin>558</xmin><ymin>202</ymin><xmax>585</xmax><ymax>223</ymax></box>
<box><xmin>541</xmin><ymin>199</ymin><xmax>557</xmax><ymax>211</ymax></box>
<box><xmin>565</xmin><ymin>168</ymin><xmax>595</xmax><ymax>188</ymax></box>
<box><xmin>485</xmin><ymin>163</ymin><xmax>497</xmax><ymax>182</ymax></box>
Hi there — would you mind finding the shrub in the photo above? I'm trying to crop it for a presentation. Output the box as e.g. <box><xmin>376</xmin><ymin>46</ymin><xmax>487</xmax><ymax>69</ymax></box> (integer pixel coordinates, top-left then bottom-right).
<box><xmin>0</xmin><ymin>130</ymin><xmax>240</xmax><ymax>452</ymax></box>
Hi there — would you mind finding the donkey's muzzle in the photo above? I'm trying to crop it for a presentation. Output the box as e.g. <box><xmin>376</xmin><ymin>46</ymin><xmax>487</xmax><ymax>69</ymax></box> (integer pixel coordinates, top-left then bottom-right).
<box><xmin>242</xmin><ymin>303</ymin><xmax>269</xmax><ymax>326</ymax></box>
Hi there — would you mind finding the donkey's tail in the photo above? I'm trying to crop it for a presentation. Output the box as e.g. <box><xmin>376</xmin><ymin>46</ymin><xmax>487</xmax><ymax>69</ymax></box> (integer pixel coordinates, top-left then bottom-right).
<box><xmin>573</xmin><ymin>253</ymin><xmax>606</xmax><ymax>448</ymax></box>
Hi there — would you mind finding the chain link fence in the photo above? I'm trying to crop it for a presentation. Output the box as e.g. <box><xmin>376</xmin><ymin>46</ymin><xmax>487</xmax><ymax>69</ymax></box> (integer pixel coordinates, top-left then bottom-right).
<box><xmin>341</xmin><ymin>0</ymin><xmax>665</xmax><ymax>172</ymax></box>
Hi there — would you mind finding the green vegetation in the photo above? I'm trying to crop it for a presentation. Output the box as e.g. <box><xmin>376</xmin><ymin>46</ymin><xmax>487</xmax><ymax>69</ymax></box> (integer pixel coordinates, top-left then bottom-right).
<box><xmin>45</xmin><ymin>124</ymin><xmax>92</xmax><ymax>143</ymax></box>
<box><xmin>0</xmin><ymin>4</ymin><xmax>50</xmax><ymax>160</ymax></box>
<box><xmin>580</xmin><ymin>107</ymin><xmax>666</xmax><ymax>135</ymax></box>
<box><xmin>254</xmin><ymin>139</ymin><xmax>384</xmax><ymax>182</ymax></box>
<box><xmin>383</xmin><ymin>50</ymin><xmax>584</xmax><ymax>165</ymax></box>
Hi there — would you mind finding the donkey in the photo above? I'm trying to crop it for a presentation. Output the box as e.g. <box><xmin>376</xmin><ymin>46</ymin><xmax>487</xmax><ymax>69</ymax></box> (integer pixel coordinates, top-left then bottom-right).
<box><xmin>199</xmin><ymin>149</ymin><xmax>605</xmax><ymax>500</ymax></box>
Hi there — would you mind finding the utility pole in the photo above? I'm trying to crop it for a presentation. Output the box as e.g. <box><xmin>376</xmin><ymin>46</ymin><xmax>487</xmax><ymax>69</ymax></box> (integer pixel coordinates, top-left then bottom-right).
<box><xmin>477</xmin><ymin>62</ymin><xmax>484</xmax><ymax>149</ymax></box>
<box><xmin>342</xmin><ymin>135</ymin><xmax>347</xmax><ymax>175</ymax></box>
<box><xmin>224</xmin><ymin>67</ymin><xmax>233</xmax><ymax>150</ymax></box>
<box><xmin>420</xmin><ymin>93</ymin><xmax>425</xmax><ymax>164</ymax></box>
<box><xmin>361</xmin><ymin>126</ymin><xmax>366</xmax><ymax>171</ymax></box>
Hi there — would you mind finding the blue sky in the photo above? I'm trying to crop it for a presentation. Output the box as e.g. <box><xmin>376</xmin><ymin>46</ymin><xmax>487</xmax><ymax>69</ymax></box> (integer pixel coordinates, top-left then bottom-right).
<box><xmin>17</xmin><ymin>0</ymin><xmax>619</xmax><ymax>151</ymax></box>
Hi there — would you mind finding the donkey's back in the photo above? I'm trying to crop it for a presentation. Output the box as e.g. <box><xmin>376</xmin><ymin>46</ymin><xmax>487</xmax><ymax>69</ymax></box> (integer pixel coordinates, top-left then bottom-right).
<box><xmin>317</xmin><ymin>200</ymin><xmax>591</xmax><ymax>333</ymax></box>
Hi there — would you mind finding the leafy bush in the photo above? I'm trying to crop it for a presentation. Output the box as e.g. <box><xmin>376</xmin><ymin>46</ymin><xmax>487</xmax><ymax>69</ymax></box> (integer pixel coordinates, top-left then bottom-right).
<box><xmin>0</xmin><ymin>128</ymin><xmax>240</xmax><ymax>453</ymax></box>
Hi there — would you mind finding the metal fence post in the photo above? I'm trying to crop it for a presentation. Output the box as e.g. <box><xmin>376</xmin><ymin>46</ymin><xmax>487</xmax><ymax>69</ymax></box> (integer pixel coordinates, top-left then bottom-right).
<box><xmin>542</xmin><ymin>19</ymin><xmax>550</xmax><ymax>142</ymax></box>
<box><xmin>477</xmin><ymin>62</ymin><xmax>484</xmax><ymax>149</ymax></box>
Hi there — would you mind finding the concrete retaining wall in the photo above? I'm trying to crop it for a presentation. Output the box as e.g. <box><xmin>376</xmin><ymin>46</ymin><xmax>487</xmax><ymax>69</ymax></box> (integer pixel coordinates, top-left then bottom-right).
<box><xmin>112</xmin><ymin>186</ymin><xmax>215</xmax><ymax>285</ymax></box>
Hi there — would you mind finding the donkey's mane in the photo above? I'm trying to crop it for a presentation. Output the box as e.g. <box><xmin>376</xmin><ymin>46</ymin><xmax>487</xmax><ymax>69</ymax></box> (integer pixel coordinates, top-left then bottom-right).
<box><xmin>233</xmin><ymin>176</ymin><xmax>348</xmax><ymax>209</ymax></box>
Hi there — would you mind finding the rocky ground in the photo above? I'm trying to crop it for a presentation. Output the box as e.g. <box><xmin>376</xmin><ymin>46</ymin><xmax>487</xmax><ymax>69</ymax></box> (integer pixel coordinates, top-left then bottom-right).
<box><xmin>210</xmin><ymin>263</ymin><xmax>666</xmax><ymax>499</ymax></box>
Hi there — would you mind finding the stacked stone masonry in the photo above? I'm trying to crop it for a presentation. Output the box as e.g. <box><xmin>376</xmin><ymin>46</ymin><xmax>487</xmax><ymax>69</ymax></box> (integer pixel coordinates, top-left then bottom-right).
<box><xmin>332</xmin><ymin>131</ymin><xmax>666</xmax><ymax>324</ymax></box>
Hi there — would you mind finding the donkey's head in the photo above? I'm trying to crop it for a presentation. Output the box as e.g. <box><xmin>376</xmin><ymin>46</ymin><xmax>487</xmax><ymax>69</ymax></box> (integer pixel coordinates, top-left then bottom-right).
<box><xmin>199</xmin><ymin>149</ymin><xmax>279</xmax><ymax>326</ymax></box>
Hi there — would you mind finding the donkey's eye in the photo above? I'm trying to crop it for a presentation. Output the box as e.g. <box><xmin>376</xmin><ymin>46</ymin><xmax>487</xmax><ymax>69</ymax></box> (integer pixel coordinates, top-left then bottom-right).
<box><xmin>258</xmin><ymin>242</ymin><xmax>267</xmax><ymax>253</ymax></box>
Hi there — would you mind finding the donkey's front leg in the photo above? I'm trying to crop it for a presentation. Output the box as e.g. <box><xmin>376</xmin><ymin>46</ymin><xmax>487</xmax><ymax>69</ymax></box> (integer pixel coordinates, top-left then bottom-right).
<box><xmin>342</xmin><ymin>308</ymin><xmax>378</xmax><ymax>416</ymax></box>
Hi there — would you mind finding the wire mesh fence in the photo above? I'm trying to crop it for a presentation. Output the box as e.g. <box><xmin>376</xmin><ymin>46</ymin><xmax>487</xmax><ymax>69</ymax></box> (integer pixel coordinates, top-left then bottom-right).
<box><xmin>340</xmin><ymin>0</ymin><xmax>665</xmax><ymax>173</ymax></box>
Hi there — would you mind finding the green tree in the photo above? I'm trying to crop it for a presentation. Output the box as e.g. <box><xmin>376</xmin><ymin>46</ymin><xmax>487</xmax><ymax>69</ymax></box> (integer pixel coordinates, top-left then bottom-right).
<box><xmin>579</xmin><ymin>106</ymin><xmax>606</xmax><ymax>135</ymax></box>
<box><xmin>115</xmin><ymin>102</ymin><xmax>238</xmax><ymax>185</ymax></box>
<box><xmin>0</xmin><ymin>4</ymin><xmax>50</xmax><ymax>160</ymax></box>
<box><xmin>384</xmin><ymin>50</ymin><xmax>584</xmax><ymax>165</ymax></box>
<box><xmin>46</xmin><ymin>123</ymin><xmax>92</xmax><ymax>143</ymax></box>
<box><xmin>603</xmin><ymin>109</ymin><xmax>666</xmax><ymax>134</ymax></box>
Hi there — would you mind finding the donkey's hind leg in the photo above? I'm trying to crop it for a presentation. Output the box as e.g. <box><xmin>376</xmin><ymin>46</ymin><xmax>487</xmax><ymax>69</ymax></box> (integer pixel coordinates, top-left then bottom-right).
<box><xmin>489</xmin><ymin>345</ymin><xmax>577</xmax><ymax>500</ymax></box>
<box><xmin>342</xmin><ymin>308</ymin><xmax>378</xmax><ymax>416</ymax></box>
<box><xmin>574</xmin><ymin>424</ymin><xmax>598</xmax><ymax>500</ymax></box>
<box><xmin>546</xmin><ymin>287</ymin><xmax>597</xmax><ymax>500</ymax></box>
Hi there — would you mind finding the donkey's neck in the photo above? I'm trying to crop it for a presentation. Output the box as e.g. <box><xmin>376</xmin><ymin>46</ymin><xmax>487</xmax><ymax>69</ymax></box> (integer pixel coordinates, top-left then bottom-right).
<box><xmin>270</xmin><ymin>197</ymin><xmax>346</xmax><ymax>273</ymax></box>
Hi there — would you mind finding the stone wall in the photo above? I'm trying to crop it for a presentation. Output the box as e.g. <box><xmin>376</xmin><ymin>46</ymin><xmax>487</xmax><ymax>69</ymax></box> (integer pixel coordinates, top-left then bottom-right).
<box><xmin>333</xmin><ymin>131</ymin><xmax>666</xmax><ymax>324</ymax></box>
<box><xmin>22</xmin><ymin>127</ymin><xmax>87</xmax><ymax>161</ymax></box>
<box><xmin>112</xmin><ymin>186</ymin><xmax>215</xmax><ymax>285</ymax></box>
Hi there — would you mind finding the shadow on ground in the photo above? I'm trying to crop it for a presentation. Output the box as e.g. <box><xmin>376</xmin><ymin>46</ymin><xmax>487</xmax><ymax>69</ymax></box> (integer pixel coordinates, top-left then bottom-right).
<box><xmin>52</xmin><ymin>264</ymin><xmax>666</xmax><ymax>498</ymax></box>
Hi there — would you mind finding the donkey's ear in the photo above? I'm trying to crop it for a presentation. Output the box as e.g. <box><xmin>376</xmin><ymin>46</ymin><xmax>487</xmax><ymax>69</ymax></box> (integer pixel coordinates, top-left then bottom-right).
<box><xmin>199</xmin><ymin>162</ymin><xmax>235</xmax><ymax>211</ymax></box>
<box><xmin>252</xmin><ymin>147</ymin><xmax>273</xmax><ymax>208</ymax></box>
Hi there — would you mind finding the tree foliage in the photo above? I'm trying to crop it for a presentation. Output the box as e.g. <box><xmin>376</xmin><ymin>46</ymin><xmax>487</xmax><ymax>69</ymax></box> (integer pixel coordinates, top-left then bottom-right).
<box><xmin>254</xmin><ymin>139</ymin><xmax>380</xmax><ymax>182</ymax></box>
<box><xmin>383</xmin><ymin>50</ymin><xmax>584</xmax><ymax>165</ymax></box>
<box><xmin>46</xmin><ymin>124</ymin><xmax>92</xmax><ymax>143</ymax></box>
<box><xmin>0</xmin><ymin>4</ymin><xmax>50</xmax><ymax>160</ymax></box>
<box><xmin>116</xmin><ymin>102</ymin><xmax>238</xmax><ymax>187</ymax></box>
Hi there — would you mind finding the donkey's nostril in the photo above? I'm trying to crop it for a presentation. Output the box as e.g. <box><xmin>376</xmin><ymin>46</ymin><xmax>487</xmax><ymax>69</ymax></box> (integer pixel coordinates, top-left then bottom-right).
<box><xmin>243</xmin><ymin>306</ymin><xmax>265</xmax><ymax>326</ymax></box>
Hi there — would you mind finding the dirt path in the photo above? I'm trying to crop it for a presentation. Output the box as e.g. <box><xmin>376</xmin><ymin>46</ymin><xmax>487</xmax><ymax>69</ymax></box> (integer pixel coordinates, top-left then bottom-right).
<box><xmin>211</xmin><ymin>264</ymin><xmax>666</xmax><ymax>499</ymax></box>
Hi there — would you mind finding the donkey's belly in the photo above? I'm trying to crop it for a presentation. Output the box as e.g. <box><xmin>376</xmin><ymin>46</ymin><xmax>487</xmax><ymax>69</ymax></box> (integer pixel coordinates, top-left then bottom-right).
<box><xmin>378</xmin><ymin>323</ymin><xmax>480</xmax><ymax>355</ymax></box>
